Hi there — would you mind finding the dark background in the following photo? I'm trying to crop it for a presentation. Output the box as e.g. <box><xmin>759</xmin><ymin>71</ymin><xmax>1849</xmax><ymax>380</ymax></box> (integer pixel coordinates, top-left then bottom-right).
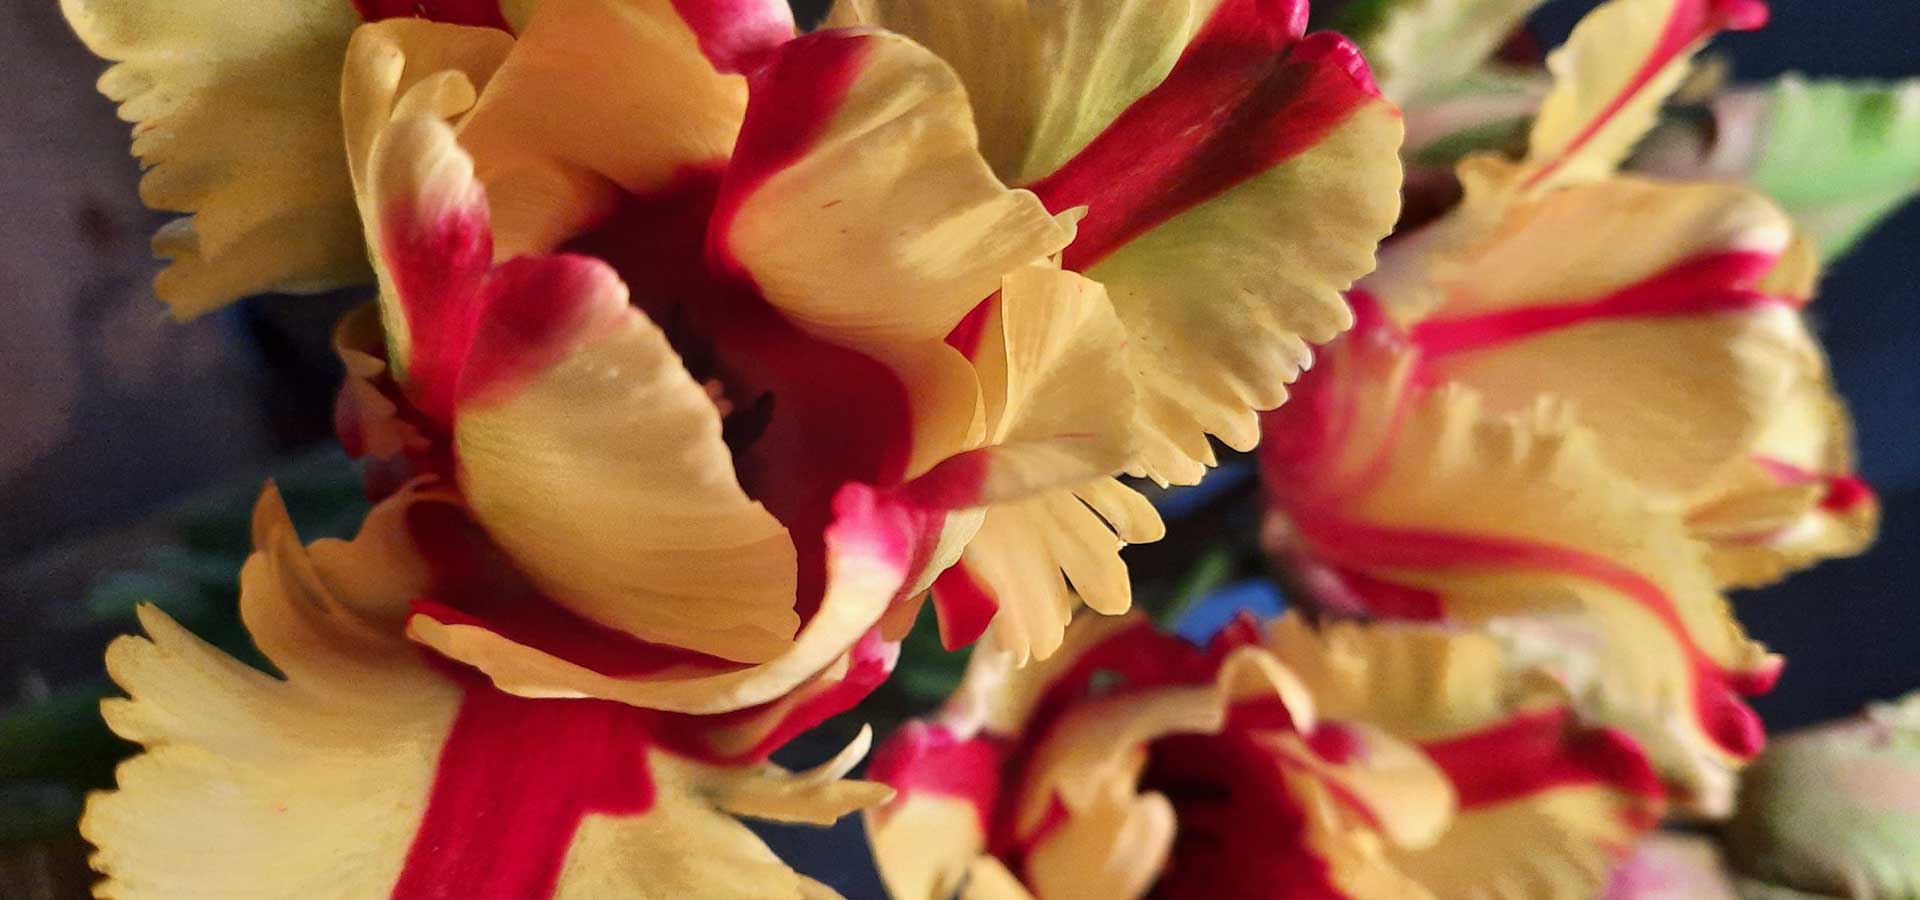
<box><xmin>0</xmin><ymin>0</ymin><xmax>1914</xmax><ymax>896</ymax></box>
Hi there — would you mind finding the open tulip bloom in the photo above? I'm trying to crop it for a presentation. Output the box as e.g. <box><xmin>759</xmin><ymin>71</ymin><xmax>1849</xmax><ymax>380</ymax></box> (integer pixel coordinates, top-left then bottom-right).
<box><xmin>45</xmin><ymin>0</ymin><xmax>1910</xmax><ymax>895</ymax></box>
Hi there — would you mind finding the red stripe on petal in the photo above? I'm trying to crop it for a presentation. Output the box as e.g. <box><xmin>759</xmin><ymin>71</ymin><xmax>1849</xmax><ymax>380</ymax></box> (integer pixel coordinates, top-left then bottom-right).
<box><xmin>1409</xmin><ymin>251</ymin><xmax>1794</xmax><ymax>358</ymax></box>
<box><xmin>1031</xmin><ymin>5</ymin><xmax>1380</xmax><ymax>270</ymax></box>
<box><xmin>1423</xmin><ymin>708</ymin><xmax>1665</xmax><ymax>828</ymax></box>
<box><xmin>930</xmin><ymin>562</ymin><xmax>1000</xmax><ymax>650</ymax></box>
<box><xmin>705</xmin><ymin>630</ymin><xmax>900</xmax><ymax>764</ymax></box>
<box><xmin>353</xmin><ymin>0</ymin><xmax>511</xmax><ymax>30</ymax></box>
<box><xmin>1296</xmin><ymin>515</ymin><xmax>1771</xmax><ymax>758</ymax></box>
<box><xmin>392</xmin><ymin>674</ymin><xmax>657</xmax><ymax>900</ymax></box>
<box><xmin>1523</xmin><ymin>0</ymin><xmax>1768</xmax><ymax>190</ymax></box>
<box><xmin>1753</xmin><ymin>456</ymin><xmax>1877</xmax><ymax>514</ymax></box>
<box><xmin>669</xmin><ymin>0</ymin><xmax>796</xmax><ymax>74</ymax></box>
<box><xmin>710</xmin><ymin>31</ymin><xmax>867</xmax><ymax>276</ymax></box>
<box><xmin>406</xmin><ymin>503</ymin><xmax>732</xmax><ymax>678</ymax></box>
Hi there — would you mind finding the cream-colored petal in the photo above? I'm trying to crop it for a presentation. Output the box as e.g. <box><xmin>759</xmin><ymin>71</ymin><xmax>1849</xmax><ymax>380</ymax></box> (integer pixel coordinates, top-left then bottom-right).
<box><xmin>1094</xmin><ymin>97</ymin><xmax>1404</xmax><ymax>485</ymax></box>
<box><xmin>61</xmin><ymin>0</ymin><xmax>370</xmax><ymax>315</ymax></box>
<box><xmin>911</xmin><ymin>266</ymin><xmax>1134</xmax><ymax>508</ymax></box>
<box><xmin>86</xmin><ymin>486</ymin><xmax>877</xmax><ymax>900</ymax></box>
<box><xmin>822</xmin><ymin>0</ymin><xmax>1207</xmax><ymax>186</ymax></box>
<box><xmin>1408</xmin><ymin>175</ymin><xmax>1811</xmax><ymax>498</ymax></box>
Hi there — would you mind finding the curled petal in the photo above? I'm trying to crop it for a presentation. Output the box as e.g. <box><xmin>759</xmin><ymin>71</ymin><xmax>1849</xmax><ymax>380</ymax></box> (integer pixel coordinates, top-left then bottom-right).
<box><xmin>714</xmin><ymin>30</ymin><xmax>1072</xmax><ymax>350</ymax></box>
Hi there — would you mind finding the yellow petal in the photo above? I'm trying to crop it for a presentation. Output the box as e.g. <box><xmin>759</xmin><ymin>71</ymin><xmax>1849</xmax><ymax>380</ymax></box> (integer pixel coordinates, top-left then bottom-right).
<box><xmin>86</xmin><ymin>485</ymin><xmax>878</xmax><ymax>900</ymax></box>
<box><xmin>907</xmin><ymin>266</ymin><xmax>1135</xmax><ymax>508</ymax></box>
<box><xmin>408</xmin><ymin>483</ymin><xmax>919</xmax><ymax>713</ymax></box>
<box><xmin>933</xmin><ymin>477</ymin><xmax>1159</xmax><ymax>662</ymax></box>
<box><xmin>1082</xmin><ymin>90</ymin><xmax>1403</xmax><ymax>485</ymax></box>
<box><xmin>714</xmin><ymin>30</ymin><xmax>1070</xmax><ymax>350</ymax></box>
<box><xmin>1273</xmin><ymin>615</ymin><xmax>1669</xmax><ymax>900</ymax></box>
<box><xmin>61</xmin><ymin>0</ymin><xmax>369</xmax><ymax>315</ymax></box>
<box><xmin>822</xmin><ymin>0</ymin><xmax>1205</xmax><ymax>186</ymax></box>
<box><xmin>1688</xmin><ymin>374</ymin><xmax>1879</xmax><ymax>589</ymax></box>
<box><xmin>456</xmin><ymin>0</ymin><xmax>792</xmax><ymax>255</ymax></box>
<box><xmin>1264</xmin><ymin>342</ymin><xmax>1777</xmax><ymax>808</ymax></box>
<box><xmin>1524</xmin><ymin>0</ymin><xmax>1767</xmax><ymax>191</ymax></box>
<box><xmin>1400</xmin><ymin>174</ymin><xmax>1813</xmax><ymax>498</ymax></box>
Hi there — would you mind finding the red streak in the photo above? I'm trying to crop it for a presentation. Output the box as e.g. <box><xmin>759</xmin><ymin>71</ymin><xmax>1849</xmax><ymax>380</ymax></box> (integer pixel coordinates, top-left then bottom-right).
<box><xmin>930</xmin><ymin>562</ymin><xmax>1000</xmax><ymax>650</ymax></box>
<box><xmin>391</xmin><ymin>674</ymin><xmax>657</xmax><ymax>899</ymax></box>
<box><xmin>1422</xmin><ymin>707</ymin><xmax>1665</xmax><ymax>829</ymax></box>
<box><xmin>867</xmin><ymin>722</ymin><xmax>1007</xmax><ymax>835</ymax></box>
<box><xmin>352</xmin><ymin>0</ymin><xmax>511</xmax><ymax>30</ymax></box>
<box><xmin>1029</xmin><ymin>0</ymin><xmax>1380</xmax><ymax>270</ymax></box>
<box><xmin>1522</xmin><ymin>0</ymin><xmax>1768</xmax><ymax>190</ymax></box>
<box><xmin>1753</xmin><ymin>456</ymin><xmax>1876</xmax><ymax>514</ymax></box>
<box><xmin>1410</xmin><ymin>251</ymin><xmax>1794</xmax><ymax>358</ymax></box>
<box><xmin>1297</xmin><ymin>514</ymin><xmax>1770</xmax><ymax>758</ymax></box>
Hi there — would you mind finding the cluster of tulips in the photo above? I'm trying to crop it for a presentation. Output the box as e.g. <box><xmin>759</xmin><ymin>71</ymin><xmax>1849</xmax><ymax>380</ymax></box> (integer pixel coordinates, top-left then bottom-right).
<box><xmin>56</xmin><ymin>0</ymin><xmax>1919</xmax><ymax>896</ymax></box>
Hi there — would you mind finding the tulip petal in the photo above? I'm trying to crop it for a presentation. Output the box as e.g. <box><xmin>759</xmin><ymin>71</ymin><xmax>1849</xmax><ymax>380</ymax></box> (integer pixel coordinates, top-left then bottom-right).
<box><xmin>455</xmin><ymin>0</ymin><xmax>793</xmax><ymax>256</ymax></box>
<box><xmin>928</xmin><ymin>475</ymin><xmax>1161</xmax><ymax>661</ymax></box>
<box><xmin>907</xmin><ymin>267</ymin><xmax>1135</xmax><ymax>509</ymax></box>
<box><xmin>1274</xmin><ymin>615</ymin><xmax>1668</xmax><ymax>900</ymax></box>
<box><xmin>1393</xmin><ymin>173</ymin><xmax>1815</xmax><ymax>499</ymax></box>
<box><xmin>60</xmin><ymin>0</ymin><xmax>371</xmax><ymax>315</ymax></box>
<box><xmin>1688</xmin><ymin>375</ymin><xmax>1878</xmax><ymax>589</ymax></box>
<box><xmin>1263</xmin><ymin>330</ymin><xmax>1778</xmax><ymax>807</ymax></box>
<box><xmin>1523</xmin><ymin>0</ymin><xmax>1767</xmax><ymax>191</ymax></box>
<box><xmin>408</xmin><ymin>482</ymin><xmax>924</xmax><ymax>714</ymax></box>
<box><xmin>83</xmin><ymin>488</ymin><xmax>878</xmax><ymax>900</ymax></box>
<box><xmin>363</xmin><ymin>113</ymin><xmax>801</xmax><ymax>664</ymax></box>
<box><xmin>713</xmin><ymin>30</ymin><xmax>1071</xmax><ymax>350</ymax></box>
<box><xmin>821</xmin><ymin>0</ymin><xmax>1207</xmax><ymax>186</ymax></box>
<box><xmin>1026</xmin><ymin>9</ymin><xmax>1402</xmax><ymax>484</ymax></box>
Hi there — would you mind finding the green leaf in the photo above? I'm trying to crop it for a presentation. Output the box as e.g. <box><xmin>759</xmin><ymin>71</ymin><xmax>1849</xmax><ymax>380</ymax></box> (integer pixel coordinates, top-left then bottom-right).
<box><xmin>1749</xmin><ymin>76</ymin><xmax>1920</xmax><ymax>261</ymax></box>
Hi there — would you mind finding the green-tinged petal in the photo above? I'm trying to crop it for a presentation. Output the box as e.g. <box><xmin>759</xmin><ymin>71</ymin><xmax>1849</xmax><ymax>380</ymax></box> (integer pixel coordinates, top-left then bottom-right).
<box><xmin>1725</xmin><ymin>692</ymin><xmax>1920</xmax><ymax>900</ymax></box>
<box><xmin>1747</xmin><ymin>76</ymin><xmax>1920</xmax><ymax>260</ymax></box>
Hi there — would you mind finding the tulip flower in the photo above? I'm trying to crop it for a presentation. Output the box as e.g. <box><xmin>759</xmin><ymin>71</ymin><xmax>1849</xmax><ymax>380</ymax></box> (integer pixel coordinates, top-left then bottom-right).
<box><xmin>865</xmin><ymin>610</ymin><xmax>1672</xmax><ymax>900</ymax></box>
<box><xmin>1260</xmin><ymin>0</ymin><xmax>1874</xmax><ymax>808</ymax></box>
<box><xmin>861</xmin><ymin>614</ymin><xmax>1454</xmax><ymax>900</ymax></box>
<box><xmin>85</xmin><ymin>484</ymin><xmax>892</xmax><ymax>899</ymax></box>
<box><xmin>323</xmin><ymin>0</ymin><xmax>1169</xmax><ymax>701</ymax></box>
<box><xmin>818</xmin><ymin>0</ymin><xmax>1407</xmax><ymax>658</ymax></box>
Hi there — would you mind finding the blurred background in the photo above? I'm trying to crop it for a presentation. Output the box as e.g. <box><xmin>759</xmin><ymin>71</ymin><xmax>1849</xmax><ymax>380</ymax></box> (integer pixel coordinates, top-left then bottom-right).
<box><xmin>1</xmin><ymin>0</ymin><xmax>1914</xmax><ymax>896</ymax></box>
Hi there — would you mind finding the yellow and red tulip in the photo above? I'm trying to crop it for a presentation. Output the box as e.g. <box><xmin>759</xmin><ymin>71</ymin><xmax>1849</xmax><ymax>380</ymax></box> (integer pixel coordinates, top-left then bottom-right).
<box><xmin>862</xmin><ymin>613</ymin><xmax>1456</xmax><ymax>900</ymax></box>
<box><xmin>1259</xmin><ymin>0</ymin><xmax>1874</xmax><ymax>809</ymax></box>
<box><xmin>85</xmin><ymin>485</ymin><xmax>890</xmax><ymax>899</ymax></box>
<box><xmin>824</xmin><ymin>0</ymin><xmax>1407</xmax><ymax>659</ymax></box>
